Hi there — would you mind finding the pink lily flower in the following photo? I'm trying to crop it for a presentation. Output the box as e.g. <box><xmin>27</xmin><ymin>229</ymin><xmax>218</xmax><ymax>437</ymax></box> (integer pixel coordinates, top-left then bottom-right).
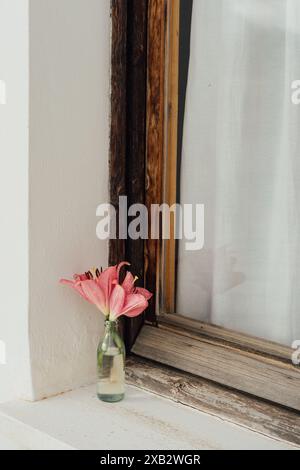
<box><xmin>60</xmin><ymin>262</ymin><xmax>152</xmax><ymax>321</ymax></box>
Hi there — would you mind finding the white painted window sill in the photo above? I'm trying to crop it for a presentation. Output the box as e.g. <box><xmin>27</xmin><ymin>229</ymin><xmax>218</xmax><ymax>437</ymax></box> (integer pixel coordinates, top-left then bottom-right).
<box><xmin>0</xmin><ymin>384</ymin><xmax>297</xmax><ymax>450</ymax></box>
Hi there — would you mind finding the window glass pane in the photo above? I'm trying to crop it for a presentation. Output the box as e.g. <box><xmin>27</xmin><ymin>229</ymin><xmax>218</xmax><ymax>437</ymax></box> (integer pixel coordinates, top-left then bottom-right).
<box><xmin>173</xmin><ymin>0</ymin><xmax>300</xmax><ymax>346</ymax></box>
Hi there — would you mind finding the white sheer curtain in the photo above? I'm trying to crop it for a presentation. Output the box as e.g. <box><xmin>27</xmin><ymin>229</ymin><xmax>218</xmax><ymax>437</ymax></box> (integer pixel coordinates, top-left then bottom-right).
<box><xmin>177</xmin><ymin>0</ymin><xmax>300</xmax><ymax>346</ymax></box>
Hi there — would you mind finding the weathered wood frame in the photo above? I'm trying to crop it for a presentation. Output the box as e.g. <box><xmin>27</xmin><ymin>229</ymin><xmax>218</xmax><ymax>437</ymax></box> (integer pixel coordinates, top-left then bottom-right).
<box><xmin>126</xmin><ymin>356</ymin><xmax>300</xmax><ymax>447</ymax></box>
<box><xmin>133</xmin><ymin>315</ymin><xmax>300</xmax><ymax>410</ymax></box>
<box><xmin>110</xmin><ymin>0</ymin><xmax>150</xmax><ymax>348</ymax></box>
<box><xmin>110</xmin><ymin>0</ymin><xmax>300</xmax><ymax>412</ymax></box>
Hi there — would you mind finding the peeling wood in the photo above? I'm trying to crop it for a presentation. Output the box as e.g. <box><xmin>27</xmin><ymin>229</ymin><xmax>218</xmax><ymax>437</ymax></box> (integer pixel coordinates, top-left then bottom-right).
<box><xmin>126</xmin><ymin>355</ymin><xmax>300</xmax><ymax>447</ymax></box>
<box><xmin>110</xmin><ymin>0</ymin><xmax>148</xmax><ymax>348</ymax></box>
<box><xmin>160</xmin><ymin>313</ymin><xmax>294</xmax><ymax>362</ymax></box>
<box><xmin>109</xmin><ymin>0</ymin><xmax>128</xmax><ymax>340</ymax></box>
<box><xmin>132</xmin><ymin>324</ymin><xmax>300</xmax><ymax>411</ymax></box>
<box><xmin>109</xmin><ymin>0</ymin><xmax>127</xmax><ymax>267</ymax></box>
<box><xmin>111</xmin><ymin>0</ymin><xmax>300</xmax><ymax>418</ymax></box>
<box><xmin>124</xmin><ymin>0</ymin><xmax>148</xmax><ymax>349</ymax></box>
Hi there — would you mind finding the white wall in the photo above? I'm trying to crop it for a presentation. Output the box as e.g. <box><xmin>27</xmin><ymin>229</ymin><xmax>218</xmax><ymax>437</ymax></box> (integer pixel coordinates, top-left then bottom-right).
<box><xmin>0</xmin><ymin>0</ymin><xmax>110</xmax><ymax>402</ymax></box>
<box><xmin>29</xmin><ymin>0</ymin><xmax>110</xmax><ymax>400</ymax></box>
<box><xmin>0</xmin><ymin>0</ymin><xmax>32</xmax><ymax>403</ymax></box>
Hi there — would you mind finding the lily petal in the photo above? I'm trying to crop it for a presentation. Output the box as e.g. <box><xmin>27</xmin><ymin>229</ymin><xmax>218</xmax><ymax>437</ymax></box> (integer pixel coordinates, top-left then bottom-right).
<box><xmin>122</xmin><ymin>271</ymin><xmax>136</xmax><ymax>294</ymax></box>
<box><xmin>73</xmin><ymin>273</ymin><xmax>89</xmax><ymax>282</ymax></box>
<box><xmin>109</xmin><ymin>284</ymin><xmax>126</xmax><ymax>320</ymax></box>
<box><xmin>116</xmin><ymin>293</ymin><xmax>148</xmax><ymax>318</ymax></box>
<box><xmin>117</xmin><ymin>261</ymin><xmax>130</xmax><ymax>283</ymax></box>
<box><xmin>96</xmin><ymin>265</ymin><xmax>118</xmax><ymax>309</ymax></box>
<box><xmin>81</xmin><ymin>280</ymin><xmax>107</xmax><ymax>315</ymax></box>
<box><xmin>60</xmin><ymin>278</ymin><xmax>92</xmax><ymax>303</ymax></box>
<box><xmin>135</xmin><ymin>287</ymin><xmax>153</xmax><ymax>301</ymax></box>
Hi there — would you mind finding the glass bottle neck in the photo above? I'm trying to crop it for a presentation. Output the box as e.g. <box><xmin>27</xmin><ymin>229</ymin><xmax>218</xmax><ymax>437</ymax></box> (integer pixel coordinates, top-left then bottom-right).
<box><xmin>104</xmin><ymin>320</ymin><xmax>118</xmax><ymax>333</ymax></box>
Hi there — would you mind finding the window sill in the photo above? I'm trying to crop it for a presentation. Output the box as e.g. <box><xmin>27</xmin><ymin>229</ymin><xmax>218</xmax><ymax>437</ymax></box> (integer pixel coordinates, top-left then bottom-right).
<box><xmin>126</xmin><ymin>355</ymin><xmax>300</xmax><ymax>449</ymax></box>
<box><xmin>0</xmin><ymin>370</ymin><xmax>298</xmax><ymax>450</ymax></box>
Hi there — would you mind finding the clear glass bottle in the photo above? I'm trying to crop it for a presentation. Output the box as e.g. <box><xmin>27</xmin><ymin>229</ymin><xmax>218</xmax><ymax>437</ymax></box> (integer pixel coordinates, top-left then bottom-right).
<box><xmin>97</xmin><ymin>320</ymin><xmax>125</xmax><ymax>402</ymax></box>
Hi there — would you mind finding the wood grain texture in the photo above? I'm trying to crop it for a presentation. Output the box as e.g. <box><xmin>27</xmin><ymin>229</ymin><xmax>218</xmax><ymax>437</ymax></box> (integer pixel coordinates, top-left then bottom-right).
<box><xmin>110</xmin><ymin>0</ymin><xmax>149</xmax><ymax>349</ymax></box>
<box><xmin>145</xmin><ymin>0</ymin><xmax>167</xmax><ymax>322</ymax></box>
<box><xmin>109</xmin><ymin>0</ymin><xmax>127</xmax><ymax>267</ymax></box>
<box><xmin>112</xmin><ymin>2</ymin><xmax>300</xmax><ymax>417</ymax></box>
<box><xmin>109</xmin><ymin>0</ymin><xmax>128</xmax><ymax>340</ymax></box>
<box><xmin>126</xmin><ymin>355</ymin><xmax>300</xmax><ymax>447</ymax></box>
<box><xmin>124</xmin><ymin>0</ymin><xmax>148</xmax><ymax>348</ymax></box>
<box><xmin>160</xmin><ymin>313</ymin><xmax>294</xmax><ymax>362</ymax></box>
<box><xmin>132</xmin><ymin>324</ymin><xmax>300</xmax><ymax>411</ymax></box>
<box><xmin>161</xmin><ymin>0</ymin><xmax>180</xmax><ymax>313</ymax></box>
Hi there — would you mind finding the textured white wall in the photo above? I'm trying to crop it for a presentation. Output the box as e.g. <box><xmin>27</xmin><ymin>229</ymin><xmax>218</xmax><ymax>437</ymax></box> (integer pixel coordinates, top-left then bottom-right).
<box><xmin>0</xmin><ymin>0</ymin><xmax>32</xmax><ymax>403</ymax></box>
<box><xmin>29</xmin><ymin>0</ymin><xmax>110</xmax><ymax>400</ymax></box>
<box><xmin>0</xmin><ymin>0</ymin><xmax>110</xmax><ymax>403</ymax></box>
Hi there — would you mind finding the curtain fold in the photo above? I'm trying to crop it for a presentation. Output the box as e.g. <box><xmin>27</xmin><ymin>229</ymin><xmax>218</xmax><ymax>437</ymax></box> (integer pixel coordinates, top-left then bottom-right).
<box><xmin>177</xmin><ymin>0</ymin><xmax>300</xmax><ymax>346</ymax></box>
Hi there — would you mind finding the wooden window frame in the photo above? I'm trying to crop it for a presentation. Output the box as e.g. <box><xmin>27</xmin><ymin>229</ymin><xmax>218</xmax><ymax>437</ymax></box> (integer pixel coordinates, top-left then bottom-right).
<box><xmin>110</xmin><ymin>0</ymin><xmax>300</xmax><ymax>412</ymax></box>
